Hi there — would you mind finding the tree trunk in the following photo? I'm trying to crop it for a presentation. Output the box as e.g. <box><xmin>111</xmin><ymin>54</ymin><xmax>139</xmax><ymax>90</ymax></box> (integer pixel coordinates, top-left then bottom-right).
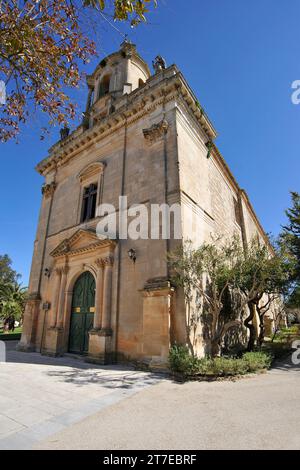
<box><xmin>210</xmin><ymin>340</ymin><xmax>221</xmax><ymax>358</ymax></box>
<box><xmin>186</xmin><ymin>300</ymin><xmax>195</xmax><ymax>356</ymax></box>
<box><xmin>257</xmin><ymin>310</ymin><xmax>265</xmax><ymax>349</ymax></box>
<box><xmin>244</xmin><ymin>301</ymin><xmax>256</xmax><ymax>351</ymax></box>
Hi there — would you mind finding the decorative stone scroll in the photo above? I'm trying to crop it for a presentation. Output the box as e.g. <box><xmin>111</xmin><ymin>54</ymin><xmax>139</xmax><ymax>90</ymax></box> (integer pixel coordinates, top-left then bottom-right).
<box><xmin>142</xmin><ymin>119</ymin><xmax>169</xmax><ymax>145</ymax></box>
<box><xmin>102</xmin><ymin>255</ymin><xmax>114</xmax><ymax>267</ymax></box>
<box><xmin>41</xmin><ymin>181</ymin><xmax>56</xmax><ymax>198</ymax></box>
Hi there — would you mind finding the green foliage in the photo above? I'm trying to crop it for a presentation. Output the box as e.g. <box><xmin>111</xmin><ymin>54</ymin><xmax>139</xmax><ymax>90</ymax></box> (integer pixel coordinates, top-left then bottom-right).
<box><xmin>280</xmin><ymin>192</ymin><xmax>300</xmax><ymax>280</ymax></box>
<box><xmin>271</xmin><ymin>325</ymin><xmax>300</xmax><ymax>343</ymax></box>
<box><xmin>286</xmin><ymin>286</ymin><xmax>300</xmax><ymax>308</ymax></box>
<box><xmin>262</xmin><ymin>325</ymin><xmax>300</xmax><ymax>360</ymax></box>
<box><xmin>84</xmin><ymin>0</ymin><xmax>157</xmax><ymax>26</ymax></box>
<box><xmin>169</xmin><ymin>345</ymin><xmax>272</xmax><ymax>379</ymax></box>
<box><xmin>169</xmin><ymin>345</ymin><xmax>198</xmax><ymax>375</ymax></box>
<box><xmin>279</xmin><ymin>192</ymin><xmax>300</xmax><ymax>310</ymax></box>
<box><xmin>194</xmin><ymin>356</ymin><xmax>249</xmax><ymax>377</ymax></box>
<box><xmin>168</xmin><ymin>237</ymin><xmax>244</xmax><ymax>357</ymax></box>
<box><xmin>168</xmin><ymin>235</ymin><xmax>290</xmax><ymax>355</ymax></box>
<box><xmin>235</xmin><ymin>238</ymin><xmax>291</xmax><ymax>299</ymax></box>
<box><xmin>0</xmin><ymin>255</ymin><xmax>20</xmax><ymax>285</ymax></box>
<box><xmin>1</xmin><ymin>1</ymin><xmax>157</xmax><ymax>141</ymax></box>
<box><xmin>242</xmin><ymin>351</ymin><xmax>272</xmax><ymax>372</ymax></box>
<box><xmin>0</xmin><ymin>256</ymin><xmax>27</xmax><ymax>325</ymax></box>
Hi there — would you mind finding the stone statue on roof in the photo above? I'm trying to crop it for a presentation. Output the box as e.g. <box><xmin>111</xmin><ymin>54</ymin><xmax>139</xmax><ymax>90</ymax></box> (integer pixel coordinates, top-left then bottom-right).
<box><xmin>152</xmin><ymin>55</ymin><xmax>167</xmax><ymax>74</ymax></box>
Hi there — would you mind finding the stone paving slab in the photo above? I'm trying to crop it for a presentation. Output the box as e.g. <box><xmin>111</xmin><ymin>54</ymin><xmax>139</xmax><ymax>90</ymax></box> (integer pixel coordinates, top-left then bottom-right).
<box><xmin>0</xmin><ymin>342</ymin><xmax>162</xmax><ymax>449</ymax></box>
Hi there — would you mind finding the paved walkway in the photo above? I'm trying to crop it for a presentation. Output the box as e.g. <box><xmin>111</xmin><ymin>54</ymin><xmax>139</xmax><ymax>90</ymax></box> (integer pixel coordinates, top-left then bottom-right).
<box><xmin>0</xmin><ymin>342</ymin><xmax>162</xmax><ymax>450</ymax></box>
<box><xmin>1</xmin><ymin>342</ymin><xmax>299</xmax><ymax>450</ymax></box>
<box><xmin>36</xmin><ymin>358</ymin><xmax>300</xmax><ymax>450</ymax></box>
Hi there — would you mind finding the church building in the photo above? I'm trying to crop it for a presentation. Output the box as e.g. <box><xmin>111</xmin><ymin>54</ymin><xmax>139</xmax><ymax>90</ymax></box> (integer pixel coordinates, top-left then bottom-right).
<box><xmin>19</xmin><ymin>41</ymin><xmax>273</xmax><ymax>366</ymax></box>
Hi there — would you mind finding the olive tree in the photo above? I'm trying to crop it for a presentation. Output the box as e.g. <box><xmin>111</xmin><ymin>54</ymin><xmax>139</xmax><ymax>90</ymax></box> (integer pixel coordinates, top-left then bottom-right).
<box><xmin>169</xmin><ymin>237</ymin><xmax>244</xmax><ymax>357</ymax></box>
<box><xmin>235</xmin><ymin>238</ymin><xmax>290</xmax><ymax>351</ymax></box>
<box><xmin>169</xmin><ymin>236</ymin><xmax>290</xmax><ymax>356</ymax></box>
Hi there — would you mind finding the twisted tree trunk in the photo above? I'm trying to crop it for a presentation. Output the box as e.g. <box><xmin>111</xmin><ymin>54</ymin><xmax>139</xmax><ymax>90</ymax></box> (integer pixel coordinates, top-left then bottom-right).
<box><xmin>244</xmin><ymin>301</ymin><xmax>256</xmax><ymax>351</ymax></box>
<box><xmin>257</xmin><ymin>305</ymin><xmax>265</xmax><ymax>349</ymax></box>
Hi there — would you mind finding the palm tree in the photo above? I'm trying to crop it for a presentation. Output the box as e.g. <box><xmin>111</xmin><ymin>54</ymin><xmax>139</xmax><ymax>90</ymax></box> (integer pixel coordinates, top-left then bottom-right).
<box><xmin>0</xmin><ymin>282</ymin><xmax>28</xmax><ymax>332</ymax></box>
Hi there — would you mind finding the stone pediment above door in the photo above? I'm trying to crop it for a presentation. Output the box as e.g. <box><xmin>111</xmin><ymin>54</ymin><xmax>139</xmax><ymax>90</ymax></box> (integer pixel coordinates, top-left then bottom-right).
<box><xmin>50</xmin><ymin>229</ymin><xmax>116</xmax><ymax>259</ymax></box>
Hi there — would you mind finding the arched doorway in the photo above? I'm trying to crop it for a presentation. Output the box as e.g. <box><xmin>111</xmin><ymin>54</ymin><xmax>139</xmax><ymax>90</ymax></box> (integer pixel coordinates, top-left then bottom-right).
<box><xmin>68</xmin><ymin>271</ymin><xmax>95</xmax><ymax>354</ymax></box>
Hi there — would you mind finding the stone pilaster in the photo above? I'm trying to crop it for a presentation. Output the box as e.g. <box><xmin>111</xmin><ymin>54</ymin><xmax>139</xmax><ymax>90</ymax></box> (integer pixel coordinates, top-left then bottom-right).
<box><xmin>87</xmin><ymin>256</ymin><xmax>114</xmax><ymax>364</ymax></box>
<box><xmin>50</xmin><ymin>267</ymin><xmax>62</xmax><ymax>328</ymax></box>
<box><xmin>86</xmin><ymin>329</ymin><xmax>113</xmax><ymax>365</ymax></box>
<box><xmin>141</xmin><ymin>277</ymin><xmax>175</xmax><ymax>370</ymax></box>
<box><xmin>42</xmin><ymin>265</ymin><xmax>68</xmax><ymax>356</ymax></box>
<box><xmin>17</xmin><ymin>293</ymin><xmax>41</xmax><ymax>352</ymax></box>
<box><xmin>56</xmin><ymin>265</ymin><xmax>69</xmax><ymax>329</ymax></box>
<box><xmin>42</xmin><ymin>326</ymin><xmax>65</xmax><ymax>357</ymax></box>
<box><xmin>101</xmin><ymin>256</ymin><xmax>114</xmax><ymax>334</ymax></box>
<box><xmin>93</xmin><ymin>259</ymin><xmax>104</xmax><ymax>330</ymax></box>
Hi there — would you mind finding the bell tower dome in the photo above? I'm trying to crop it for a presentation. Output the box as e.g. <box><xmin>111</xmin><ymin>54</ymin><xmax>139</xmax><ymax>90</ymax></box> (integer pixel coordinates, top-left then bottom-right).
<box><xmin>83</xmin><ymin>40</ymin><xmax>151</xmax><ymax>128</ymax></box>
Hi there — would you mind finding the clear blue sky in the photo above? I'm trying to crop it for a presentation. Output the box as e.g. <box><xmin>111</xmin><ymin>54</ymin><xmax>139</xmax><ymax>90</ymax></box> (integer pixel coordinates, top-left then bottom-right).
<box><xmin>1</xmin><ymin>0</ymin><xmax>299</xmax><ymax>285</ymax></box>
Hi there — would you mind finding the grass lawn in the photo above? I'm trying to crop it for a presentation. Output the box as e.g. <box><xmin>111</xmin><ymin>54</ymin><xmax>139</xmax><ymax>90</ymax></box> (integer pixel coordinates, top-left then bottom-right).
<box><xmin>263</xmin><ymin>325</ymin><xmax>300</xmax><ymax>359</ymax></box>
<box><xmin>0</xmin><ymin>326</ymin><xmax>22</xmax><ymax>340</ymax></box>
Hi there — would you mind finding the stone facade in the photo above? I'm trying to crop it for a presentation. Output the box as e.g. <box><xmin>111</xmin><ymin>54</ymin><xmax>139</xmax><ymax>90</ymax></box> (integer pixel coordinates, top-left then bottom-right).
<box><xmin>19</xmin><ymin>41</ymin><xmax>275</xmax><ymax>366</ymax></box>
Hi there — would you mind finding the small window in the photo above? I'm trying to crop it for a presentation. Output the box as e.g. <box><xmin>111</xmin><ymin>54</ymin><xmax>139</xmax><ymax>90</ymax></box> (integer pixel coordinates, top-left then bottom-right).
<box><xmin>81</xmin><ymin>183</ymin><xmax>98</xmax><ymax>223</ymax></box>
<box><xmin>138</xmin><ymin>78</ymin><xmax>145</xmax><ymax>87</ymax></box>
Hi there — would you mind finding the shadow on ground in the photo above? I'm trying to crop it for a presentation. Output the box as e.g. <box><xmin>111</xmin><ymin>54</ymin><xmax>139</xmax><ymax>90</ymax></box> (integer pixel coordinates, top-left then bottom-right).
<box><xmin>270</xmin><ymin>357</ymin><xmax>300</xmax><ymax>373</ymax></box>
<box><xmin>44</xmin><ymin>369</ymin><xmax>163</xmax><ymax>388</ymax></box>
<box><xmin>5</xmin><ymin>341</ymin><xmax>165</xmax><ymax>389</ymax></box>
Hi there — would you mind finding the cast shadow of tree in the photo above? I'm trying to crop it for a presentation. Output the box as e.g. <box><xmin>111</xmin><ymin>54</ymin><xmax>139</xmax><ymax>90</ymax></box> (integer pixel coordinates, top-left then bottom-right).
<box><xmin>44</xmin><ymin>368</ymin><xmax>163</xmax><ymax>389</ymax></box>
<box><xmin>6</xmin><ymin>342</ymin><xmax>163</xmax><ymax>389</ymax></box>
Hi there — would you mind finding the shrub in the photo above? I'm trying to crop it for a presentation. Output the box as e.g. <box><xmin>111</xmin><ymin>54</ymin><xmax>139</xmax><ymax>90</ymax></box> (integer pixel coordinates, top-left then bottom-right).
<box><xmin>242</xmin><ymin>351</ymin><xmax>272</xmax><ymax>372</ymax></box>
<box><xmin>271</xmin><ymin>325</ymin><xmax>300</xmax><ymax>345</ymax></box>
<box><xmin>169</xmin><ymin>345</ymin><xmax>197</xmax><ymax>376</ymax></box>
<box><xmin>169</xmin><ymin>346</ymin><xmax>272</xmax><ymax>379</ymax></box>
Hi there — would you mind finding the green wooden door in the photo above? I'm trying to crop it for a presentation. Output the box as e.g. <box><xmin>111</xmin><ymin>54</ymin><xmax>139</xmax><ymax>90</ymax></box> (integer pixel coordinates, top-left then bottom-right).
<box><xmin>68</xmin><ymin>271</ymin><xmax>95</xmax><ymax>354</ymax></box>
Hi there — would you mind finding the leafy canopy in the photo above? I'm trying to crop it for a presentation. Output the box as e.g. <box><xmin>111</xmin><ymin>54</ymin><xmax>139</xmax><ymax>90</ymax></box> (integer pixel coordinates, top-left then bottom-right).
<box><xmin>280</xmin><ymin>191</ymin><xmax>300</xmax><ymax>281</ymax></box>
<box><xmin>0</xmin><ymin>254</ymin><xmax>20</xmax><ymax>285</ymax></box>
<box><xmin>168</xmin><ymin>236</ymin><xmax>290</xmax><ymax>355</ymax></box>
<box><xmin>0</xmin><ymin>255</ymin><xmax>27</xmax><ymax>322</ymax></box>
<box><xmin>0</xmin><ymin>0</ymin><xmax>157</xmax><ymax>141</ymax></box>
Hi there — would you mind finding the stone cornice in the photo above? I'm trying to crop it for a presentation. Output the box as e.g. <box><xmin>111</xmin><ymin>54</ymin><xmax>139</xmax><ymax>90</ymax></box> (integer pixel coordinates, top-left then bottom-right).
<box><xmin>36</xmin><ymin>66</ymin><xmax>217</xmax><ymax>176</ymax></box>
<box><xmin>174</xmin><ymin>71</ymin><xmax>217</xmax><ymax>141</ymax></box>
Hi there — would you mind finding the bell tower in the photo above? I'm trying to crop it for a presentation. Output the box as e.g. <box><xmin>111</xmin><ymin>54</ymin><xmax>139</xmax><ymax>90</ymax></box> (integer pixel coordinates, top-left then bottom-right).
<box><xmin>83</xmin><ymin>40</ymin><xmax>151</xmax><ymax>128</ymax></box>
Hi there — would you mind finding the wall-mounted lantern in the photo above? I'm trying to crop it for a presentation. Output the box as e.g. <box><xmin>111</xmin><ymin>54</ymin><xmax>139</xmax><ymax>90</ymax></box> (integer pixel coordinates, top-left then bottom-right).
<box><xmin>128</xmin><ymin>248</ymin><xmax>137</xmax><ymax>263</ymax></box>
<box><xmin>44</xmin><ymin>268</ymin><xmax>51</xmax><ymax>278</ymax></box>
